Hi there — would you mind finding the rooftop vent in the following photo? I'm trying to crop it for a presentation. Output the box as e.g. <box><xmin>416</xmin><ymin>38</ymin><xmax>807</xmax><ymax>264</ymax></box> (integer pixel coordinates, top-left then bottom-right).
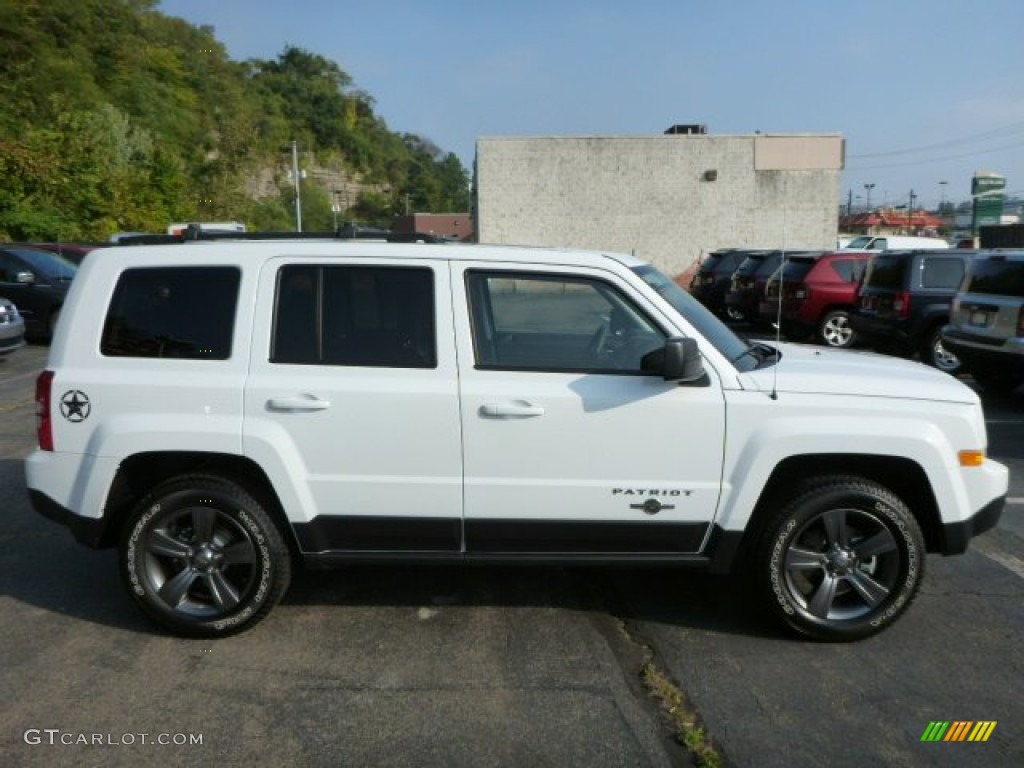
<box><xmin>665</xmin><ymin>124</ymin><xmax>707</xmax><ymax>135</ymax></box>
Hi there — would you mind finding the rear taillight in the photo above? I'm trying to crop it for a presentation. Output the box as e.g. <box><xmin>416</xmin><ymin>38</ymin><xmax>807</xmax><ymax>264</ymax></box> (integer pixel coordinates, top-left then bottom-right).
<box><xmin>36</xmin><ymin>370</ymin><xmax>54</xmax><ymax>451</ymax></box>
<box><xmin>892</xmin><ymin>291</ymin><xmax>911</xmax><ymax>318</ymax></box>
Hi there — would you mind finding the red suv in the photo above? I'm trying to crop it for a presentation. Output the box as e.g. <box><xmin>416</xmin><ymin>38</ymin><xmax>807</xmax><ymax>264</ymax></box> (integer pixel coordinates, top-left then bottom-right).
<box><xmin>760</xmin><ymin>250</ymin><xmax>871</xmax><ymax>347</ymax></box>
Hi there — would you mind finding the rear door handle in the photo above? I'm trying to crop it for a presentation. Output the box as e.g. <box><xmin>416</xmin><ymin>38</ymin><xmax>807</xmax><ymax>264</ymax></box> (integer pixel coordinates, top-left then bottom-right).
<box><xmin>268</xmin><ymin>395</ymin><xmax>332</xmax><ymax>411</ymax></box>
<box><xmin>480</xmin><ymin>402</ymin><xmax>545</xmax><ymax>418</ymax></box>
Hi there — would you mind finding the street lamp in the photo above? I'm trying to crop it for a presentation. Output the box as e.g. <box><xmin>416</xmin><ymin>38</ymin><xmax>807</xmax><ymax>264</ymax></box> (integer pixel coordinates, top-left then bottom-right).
<box><xmin>863</xmin><ymin>183</ymin><xmax>875</xmax><ymax>213</ymax></box>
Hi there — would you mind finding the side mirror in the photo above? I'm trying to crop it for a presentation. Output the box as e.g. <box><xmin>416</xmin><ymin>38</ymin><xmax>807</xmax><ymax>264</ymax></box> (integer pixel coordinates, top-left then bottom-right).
<box><xmin>641</xmin><ymin>337</ymin><xmax>707</xmax><ymax>384</ymax></box>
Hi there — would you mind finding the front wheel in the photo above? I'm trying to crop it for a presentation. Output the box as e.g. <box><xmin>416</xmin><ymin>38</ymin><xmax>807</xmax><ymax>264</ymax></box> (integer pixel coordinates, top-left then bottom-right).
<box><xmin>818</xmin><ymin>310</ymin><xmax>856</xmax><ymax>348</ymax></box>
<box><xmin>120</xmin><ymin>474</ymin><xmax>291</xmax><ymax>637</ymax></box>
<box><xmin>757</xmin><ymin>476</ymin><xmax>924</xmax><ymax>641</ymax></box>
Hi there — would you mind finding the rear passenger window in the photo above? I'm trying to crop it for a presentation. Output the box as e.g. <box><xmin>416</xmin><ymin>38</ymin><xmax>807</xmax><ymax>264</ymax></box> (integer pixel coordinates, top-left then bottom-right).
<box><xmin>921</xmin><ymin>258</ymin><xmax>965</xmax><ymax>289</ymax></box>
<box><xmin>101</xmin><ymin>267</ymin><xmax>240</xmax><ymax>359</ymax></box>
<box><xmin>272</xmin><ymin>265</ymin><xmax>436</xmax><ymax>368</ymax></box>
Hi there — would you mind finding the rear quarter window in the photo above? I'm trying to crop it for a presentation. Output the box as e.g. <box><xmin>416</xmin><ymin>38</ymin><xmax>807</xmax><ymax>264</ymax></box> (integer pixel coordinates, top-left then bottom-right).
<box><xmin>920</xmin><ymin>257</ymin><xmax>965</xmax><ymax>289</ymax></box>
<box><xmin>101</xmin><ymin>266</ymin><xmax>241</xmax><ymax>359</ymax></box>
<box><xmin>828</xmin><ymin>258</ymin><xmax>867</xmax><ymax>283</ymax></box>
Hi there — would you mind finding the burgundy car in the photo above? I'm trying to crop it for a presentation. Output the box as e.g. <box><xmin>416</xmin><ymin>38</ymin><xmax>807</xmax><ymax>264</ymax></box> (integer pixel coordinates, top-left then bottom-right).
<box><xmin>760</xmin><ymin>250</ymin><xmax>871</xmax><ymax>347</ymax></box>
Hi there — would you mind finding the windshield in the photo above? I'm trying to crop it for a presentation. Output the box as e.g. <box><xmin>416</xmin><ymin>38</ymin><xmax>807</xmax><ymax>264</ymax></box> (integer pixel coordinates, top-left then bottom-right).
<box><xmin>844</xmin><ymin>236</ymin><xmax>873</xmax><ymax>249</ymax></box>
<box><xmin>9</xmin><ymin>248</ymin><xmax>77</xmax><ymax>281</ymax></box>
<box><xmin>632</xmin><ymin>264</ymin><xmax>768</xmax><ymax>372</ymax></box>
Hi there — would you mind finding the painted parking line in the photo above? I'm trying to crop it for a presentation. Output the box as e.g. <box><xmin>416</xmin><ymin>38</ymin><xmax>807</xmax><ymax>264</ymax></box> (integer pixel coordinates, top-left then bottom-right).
<box><xmin>973</xmin><ymin>537</ymin><xmax>1024</xmax><ymax>580</ymax></box>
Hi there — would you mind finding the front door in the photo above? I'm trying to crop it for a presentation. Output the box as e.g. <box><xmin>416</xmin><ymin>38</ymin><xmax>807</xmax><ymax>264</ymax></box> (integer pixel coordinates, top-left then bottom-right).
<box><xmin>452</xmin><ymin>264</ymin><xmax>726</xmax><ymax>556</ymax></box>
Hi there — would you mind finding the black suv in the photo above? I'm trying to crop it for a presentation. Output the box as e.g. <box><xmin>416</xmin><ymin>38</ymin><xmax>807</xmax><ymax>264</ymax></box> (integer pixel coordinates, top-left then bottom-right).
<box><xmin>689</xmin><ymin>249</ymin><xmax>754</xmax><ymax>319</ymax></box>
<box><xmin>851</xmin><ymin>249</ymin><xmax>976</xmax><ymax>372</ymax></box>
<box><xmin>723</xmin><ymin>250</ymin><xmax>789</xmax><ymax>325</ymax></box>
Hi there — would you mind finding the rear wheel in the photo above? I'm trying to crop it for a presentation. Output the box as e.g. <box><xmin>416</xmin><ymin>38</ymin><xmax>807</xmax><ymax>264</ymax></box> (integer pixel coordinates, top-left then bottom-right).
<box><xmin>725</xmin><ymin>306</ymin><xmax>746</xmax><ymax>322</ymax></box>
<box><xmin>120</xmin><ymin>474</ymin><xmax>291</xmax><ymax>637</ymax></box>
<box><xmin>921</xmin><ymin>328</ymin><xmax>960</xmax><ymax>373</ymax></box>
<box><xmin>757</xmin><ymin>476</ymin><xmax>924</xmax><ymax>641</ymax></box>
<box><xmin>818</xmin><ymin>310</ymin><xmax>856</xmax><ymax>348</ymax></box>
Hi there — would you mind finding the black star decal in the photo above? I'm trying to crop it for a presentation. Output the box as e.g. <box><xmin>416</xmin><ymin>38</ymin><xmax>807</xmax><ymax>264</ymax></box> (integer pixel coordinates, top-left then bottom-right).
<box><xmin>60</xmin><ymin>390</ymin><xmax>91</xmax><ymax>422</ymax></box>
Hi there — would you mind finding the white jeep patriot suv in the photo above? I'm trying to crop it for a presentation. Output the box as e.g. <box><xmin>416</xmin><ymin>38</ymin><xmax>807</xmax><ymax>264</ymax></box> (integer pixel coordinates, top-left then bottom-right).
<box><xmin>26</xmin><ymin>237</ymin><xmax>1007</xmax><ymax>640</ymax></box>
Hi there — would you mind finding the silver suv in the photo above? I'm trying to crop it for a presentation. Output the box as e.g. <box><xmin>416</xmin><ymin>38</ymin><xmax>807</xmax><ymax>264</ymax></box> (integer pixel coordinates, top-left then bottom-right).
<box><xmin>942</xmin><ymin>250</ymin><xmax>1024</xmax><ymax>394</ymax></box>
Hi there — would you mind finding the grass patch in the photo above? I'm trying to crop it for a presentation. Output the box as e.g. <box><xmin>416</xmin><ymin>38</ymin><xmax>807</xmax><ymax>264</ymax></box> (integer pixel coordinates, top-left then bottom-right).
<box><xmin>641</xmin><ymin>661</ymin><xmax>724</xmax><ymax>768</ymax></box>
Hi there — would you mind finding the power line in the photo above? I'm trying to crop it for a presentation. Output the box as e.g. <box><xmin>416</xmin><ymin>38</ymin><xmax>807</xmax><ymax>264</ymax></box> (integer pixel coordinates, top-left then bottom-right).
<box><xmin>846</xmin><ymin>139</ymin><xmax>1024</xmax><ymax>171</ymax></box>
<box><xmin>848</xmin><ymin>121</ymin><xmax>1024</xmax><ymax>159</ymax></box>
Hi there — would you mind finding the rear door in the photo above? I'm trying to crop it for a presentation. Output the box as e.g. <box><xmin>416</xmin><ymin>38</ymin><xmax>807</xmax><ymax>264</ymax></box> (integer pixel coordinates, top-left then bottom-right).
<box><xmin>451</xmin><ymin>262</ymin><xmax>726</xmax><ymax>556</ymax></box>
<box><xmin>243</xmin><ymin>257</ymin><xmax>463</xmax><ymax>554</ymax></box>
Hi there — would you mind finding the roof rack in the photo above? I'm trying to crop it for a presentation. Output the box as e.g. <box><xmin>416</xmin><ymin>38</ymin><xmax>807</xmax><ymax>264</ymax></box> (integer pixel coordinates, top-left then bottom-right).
<box><xmin>113</xmin><ymin>224</ymin><xmax>450</xmax><ymax>246</ymax></box>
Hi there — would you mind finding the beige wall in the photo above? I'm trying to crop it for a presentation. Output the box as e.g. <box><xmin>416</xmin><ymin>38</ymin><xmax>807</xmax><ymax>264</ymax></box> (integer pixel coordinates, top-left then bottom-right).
<box><xmin>475</xmin><ymin>134</ymin><xmax>843</xmax><ymax>277</ymax></box>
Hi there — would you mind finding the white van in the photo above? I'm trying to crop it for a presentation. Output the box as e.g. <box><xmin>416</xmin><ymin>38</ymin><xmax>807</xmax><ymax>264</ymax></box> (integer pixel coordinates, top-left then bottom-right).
<box><xmin>841</xmin><ymin>235</ymin><xmax>949</xmax><ymax>251</ymax></box>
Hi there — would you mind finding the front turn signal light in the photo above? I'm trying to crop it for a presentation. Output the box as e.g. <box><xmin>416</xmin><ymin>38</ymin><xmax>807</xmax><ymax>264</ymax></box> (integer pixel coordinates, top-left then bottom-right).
<box><xmin>958</xmin><ymin>450</ymin><xmax>985</xmax><ymax>467</ymax></box>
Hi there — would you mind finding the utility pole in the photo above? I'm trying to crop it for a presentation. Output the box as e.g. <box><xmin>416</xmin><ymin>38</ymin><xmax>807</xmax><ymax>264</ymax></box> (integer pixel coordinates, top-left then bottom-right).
<box><xmin>291</xmin><ymin>140</ymin><xmax>303</xmax><ymax>233</ymax></box>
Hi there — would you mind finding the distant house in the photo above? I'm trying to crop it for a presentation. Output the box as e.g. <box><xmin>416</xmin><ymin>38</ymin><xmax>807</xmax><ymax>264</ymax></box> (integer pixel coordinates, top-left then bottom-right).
<box><xmin>839</xmin><ymin>209</ymin><xmax>944</xmax><ymax>237</ymax></box>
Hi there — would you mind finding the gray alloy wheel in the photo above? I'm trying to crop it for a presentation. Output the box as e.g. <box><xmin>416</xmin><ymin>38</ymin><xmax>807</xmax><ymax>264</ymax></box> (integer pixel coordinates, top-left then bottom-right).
<box><xmin>923</xmin><ymin>329</ymin><xmax>961</xmax><ymax>373</ymax></box>
<box><xmin>818</xmin><ymin>310</ymin><xmax>855</xmax><ymax>348</ymax></box>
<box><xmin>759</xmin><ymin>476</ymin><xmax>924</xmax><ymax>641</ymax></box>
<box><xmin>121</xmin><ymin>474</ymin><xmax>290</xmax><ymax>637</ymax></box>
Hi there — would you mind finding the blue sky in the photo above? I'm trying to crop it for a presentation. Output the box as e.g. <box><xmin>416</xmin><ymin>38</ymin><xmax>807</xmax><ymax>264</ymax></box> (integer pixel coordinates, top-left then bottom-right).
<box><xmin>158</xmin><ymin>0</ymin><xmax>1023</xmax><ymax>209</ymax></box>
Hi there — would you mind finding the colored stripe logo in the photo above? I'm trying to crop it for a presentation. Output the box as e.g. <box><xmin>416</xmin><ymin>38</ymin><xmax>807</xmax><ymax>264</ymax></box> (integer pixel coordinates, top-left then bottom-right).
<box><xmin>921</xmin><ymin>721</ymin><xmax>997</xmax><ymax>742</ymax></box>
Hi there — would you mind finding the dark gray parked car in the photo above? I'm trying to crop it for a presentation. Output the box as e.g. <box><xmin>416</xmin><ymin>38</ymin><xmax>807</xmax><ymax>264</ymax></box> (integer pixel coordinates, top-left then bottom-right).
<box><xmin>0</xmin><ymin>296</ymin><xmax>26</xmax><ymax>355</ymax></box>
<box><xmin>942</xmin><ymin>250</ymin><xmax>1024</xmax><ymax>394</ymax></box>
<box><xmin>0</xmin><ymin>246</ymin><xmax>77</xmax><ymax>340</ymax></box>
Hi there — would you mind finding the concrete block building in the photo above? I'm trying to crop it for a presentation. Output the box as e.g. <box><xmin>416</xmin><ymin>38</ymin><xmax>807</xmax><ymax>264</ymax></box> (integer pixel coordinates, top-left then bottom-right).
<box><xmin>475</xmin><ymin>130</ymin><xmax>844</xmax><ymax>277</ymax></box>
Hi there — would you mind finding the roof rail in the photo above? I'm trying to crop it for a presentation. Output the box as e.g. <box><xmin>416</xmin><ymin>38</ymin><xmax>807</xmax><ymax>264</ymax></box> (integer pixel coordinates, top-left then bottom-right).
<box><xmin>113</xmin><ymin>224</ymin><xmax>450</xmax><ymax>246</ymax></box>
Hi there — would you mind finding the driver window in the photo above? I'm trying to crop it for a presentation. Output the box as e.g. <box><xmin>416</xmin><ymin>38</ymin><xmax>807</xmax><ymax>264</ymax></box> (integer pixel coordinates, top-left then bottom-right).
<box><xmin>466</xmin><ymin>271</ymin><xmax>665</xmax><ymax>373</ymax></box>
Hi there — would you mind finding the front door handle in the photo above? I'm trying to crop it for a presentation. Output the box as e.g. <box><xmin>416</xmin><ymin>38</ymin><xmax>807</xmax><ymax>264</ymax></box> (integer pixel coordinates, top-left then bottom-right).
<box><xmin>268</xmin><ymin>395</ymin><xmax>331</xmax><ymax>412</ymax></box>
<box><xmin>480</xmin><ymin>402</ymin><xmax>545</xmax><ymax>418</ymax></box>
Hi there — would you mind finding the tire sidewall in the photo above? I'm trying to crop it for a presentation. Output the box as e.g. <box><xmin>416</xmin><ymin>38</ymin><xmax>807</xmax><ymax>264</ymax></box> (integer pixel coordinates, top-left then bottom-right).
<box><xmin>121</xmin><ymin>481</ymin><xmax>285</xmax><ymax>637</ymax></box>
<box><xmin>763</xmin><ymin>482</ymin><xmax>923</xmax><ymax>641</ymax></box>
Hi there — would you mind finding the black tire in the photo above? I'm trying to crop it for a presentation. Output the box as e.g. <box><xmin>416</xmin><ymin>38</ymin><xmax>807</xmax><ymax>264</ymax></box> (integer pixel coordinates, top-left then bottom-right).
<box><xmin>120</xmin><ymin>474</ymin><xmax>291</xmax><ymax>637</ymax></box>
<box><xmin>818</xmin><ymin>310</ymin><xmax>856</xmax><ymax>348</ymax></box>
<box><xmin>921</xmin><ymin>327</ymin><xmax>960</xmax><ymax>373</ymax></box>
<box><xmin>757</xmin><ymin>476</ymin><xmax>924</xmax><ymax>641</ymax></box>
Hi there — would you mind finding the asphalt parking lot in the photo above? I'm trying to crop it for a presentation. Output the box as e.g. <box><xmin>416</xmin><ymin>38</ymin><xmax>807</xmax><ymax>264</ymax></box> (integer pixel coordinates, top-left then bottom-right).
<box><xmin>1</xmin><ymin>344</ymin><xmax>1021</xmax><ymax>767</ymax></box>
